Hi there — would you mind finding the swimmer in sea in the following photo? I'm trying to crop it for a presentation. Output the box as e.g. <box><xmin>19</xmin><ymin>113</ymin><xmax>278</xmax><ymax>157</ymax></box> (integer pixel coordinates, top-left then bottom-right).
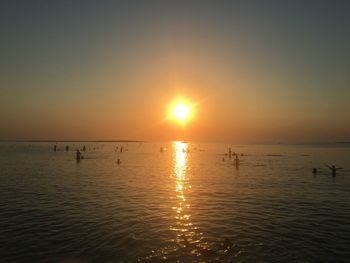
<box><xmin>76</xmin><ymin>149</ymin><xmax>82</xmax><ymax>161</ymax></box>
<box><xmin>325</xmin><ymin>165</ymin><xmax>342</xmax><ymax>176</ymax></box>
<box><xmin>234</xmin><ymin>155</ymin><xmax>240</xmax><ymax>167</ymax></box>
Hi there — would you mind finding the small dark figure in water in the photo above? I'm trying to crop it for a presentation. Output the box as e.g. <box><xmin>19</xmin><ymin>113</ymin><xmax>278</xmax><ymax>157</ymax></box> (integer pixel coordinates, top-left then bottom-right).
<box><xmin>120</xmin><ymin>147</ymin><xmax>123</xmax><ymax>153</ymax></box>
<box><xmin>117</xmin><ymin>158</ymin><xmax>121</xmax><ymax>165</ymax></box>
<box><xmin>234</xmin><ymin>155</ymin><xmax>240</xmax><ymax>167</ymax></box>
<box><xmin>76</xmin><ymin>149</ymin><xmax>82</xmax><ymax>161</ymax></box>
<box><xmin>83</xmin><ymin>145</ymin><xmax>86</xmax><ymax>152</ymax></box>
<box><xmin>54</xmin><ymin>145</ymin><xmax>57</xmax><ymax>152</ymax></box>
<box><xmin>222</xmin><ymin>157</ymin><xmax>225</xmax><ymax>162</ymax></box>
<box><xmin>65</xmin><ymin>145</ymin><xmax>69</xmax><ymax>151</ymax></box>
<box><xmin>325</xmin><ymin>165</ymin><xmax>342</xmax><ymax>177</ymax></box>
<box><xmin>229</xmin><ymin>147</ymin><xmax>232</xmax><ymax>158</ymax></box>
<box><xmin>312</xmin><ymin>168</ymin><xmax>317</xmax><ymax>175</ymax></box>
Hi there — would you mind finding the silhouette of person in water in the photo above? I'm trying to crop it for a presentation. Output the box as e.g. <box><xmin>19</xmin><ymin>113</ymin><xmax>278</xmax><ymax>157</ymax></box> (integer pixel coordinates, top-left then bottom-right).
<box><xmin>312</xmin><ymin>168</ymin><xmax>317</xmax><ymax>175</ymax></box>
<box><xmin>234</xmin><ymin>155</ymin><xmax>240</xmax><ymax>167</ymax></box>
<box><xmin>83</xmin><ymin>145</ymin><xmax>86</xmax><ymax>152</ymax></box>
<box><xmin>65</xmin><ymin>145</ymin><xmax>69</xmax><ymax>151</ymax></box>
<box><xmin>76</xmin><ymin>149</ymin><xmax>82</xmax><ymax>161</ymax></box>
<box><xmin>229</xmin><ymin>147</ymin><xmax>232</xmax><ymax>158</ymax></box>
<box><xmin>325</xmin><ymin>165</ymin><xmax>342</xmax><ymax>177</ymax></box>
<box><xmin>54</xmin><ymin>145</ymin><xmax>57</xmax><ymax>152</ymax></box>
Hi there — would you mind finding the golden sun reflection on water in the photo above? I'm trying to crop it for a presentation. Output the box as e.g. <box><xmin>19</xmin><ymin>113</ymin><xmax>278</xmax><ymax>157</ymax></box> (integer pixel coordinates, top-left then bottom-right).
<box><xmin>171</xmin><ymin>141</ymin><xmax>202</xmax><ymax>251</ymax></box>
<box><xmin>140</xmin><ymin>142</ymin><xmax>209</xmax><ymax>262</ymax></box>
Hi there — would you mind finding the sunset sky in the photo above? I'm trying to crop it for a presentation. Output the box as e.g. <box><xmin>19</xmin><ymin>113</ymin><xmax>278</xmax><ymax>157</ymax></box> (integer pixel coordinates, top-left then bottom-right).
<box><xmin>1</xmin><ymin>1</ymin><xmax>349</xmax><ymax>143</ymax></box>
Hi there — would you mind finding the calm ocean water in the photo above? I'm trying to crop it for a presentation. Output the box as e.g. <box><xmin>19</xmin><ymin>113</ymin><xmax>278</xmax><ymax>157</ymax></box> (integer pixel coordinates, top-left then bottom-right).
<box><xmin>0</xmin><ymin>142</ymin><xmax>349</xmax><ymax>263</ymax></box>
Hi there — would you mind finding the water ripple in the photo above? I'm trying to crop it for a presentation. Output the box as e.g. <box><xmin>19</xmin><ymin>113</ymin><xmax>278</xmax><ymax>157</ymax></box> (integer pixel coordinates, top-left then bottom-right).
<box><xmin>0</xmin><ymin>142</ymin><xmax>349</xmax><ymax>262</ymax></box>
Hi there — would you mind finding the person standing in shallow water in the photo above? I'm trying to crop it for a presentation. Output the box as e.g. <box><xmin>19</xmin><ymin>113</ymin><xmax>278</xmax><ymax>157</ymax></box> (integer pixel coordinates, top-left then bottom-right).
<box><xmin>234</xmin><ymin>155</ymin><xmax>240</xmax><ymax>167</ymax></box>
<box><xmin>76</xmin><ymin>149</ymin><xmax>82</xmax><ymax>161</ymax></box>
<box><xmin>54</xmin><ymin>145</ymin><xmax>57</xmax><ymax>152</ymax></box>
<box><xmin>83</xmin><ymin>145</ymin><xmax>86</xmax><ymax>151</ymax></box>
<box><xmin>325</xmin><ymin>165</ymin><xmax>342</xmax><ymax>177</ymax></box>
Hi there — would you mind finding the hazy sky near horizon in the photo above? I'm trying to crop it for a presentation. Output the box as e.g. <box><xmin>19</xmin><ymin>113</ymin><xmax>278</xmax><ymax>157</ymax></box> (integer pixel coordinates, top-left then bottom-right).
<box><xmin>1</xmin><ymin>0</ymin><xmax>350</xmax><ymax>142</ymax></box>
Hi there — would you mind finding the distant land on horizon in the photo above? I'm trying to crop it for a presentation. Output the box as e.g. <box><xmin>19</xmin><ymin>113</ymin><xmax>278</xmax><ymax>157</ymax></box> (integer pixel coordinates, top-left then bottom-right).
<box><xmin>0</xmin><ymin>139</ymin><xmax>146</xmax><ymax>143</ymax></box>
<box><xmin>0</xmin><ymin>139</ymin><xmax>349</xmax><ymax>145</ymax></box>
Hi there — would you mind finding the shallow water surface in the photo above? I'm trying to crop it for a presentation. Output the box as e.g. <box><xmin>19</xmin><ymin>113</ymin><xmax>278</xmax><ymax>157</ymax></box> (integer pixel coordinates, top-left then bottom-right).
<box><xmin>0</xmin><ymin>142</ymin><xmax>349</xmax><ymax>262</ymax></box>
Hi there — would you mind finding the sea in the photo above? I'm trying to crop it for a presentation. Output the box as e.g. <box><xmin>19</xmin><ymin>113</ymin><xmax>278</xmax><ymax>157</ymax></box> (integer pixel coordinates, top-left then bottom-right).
<box><xmin>0</xmin><ymin>141</ymin><xmax>349</xmax><ymax>263</ymax></box>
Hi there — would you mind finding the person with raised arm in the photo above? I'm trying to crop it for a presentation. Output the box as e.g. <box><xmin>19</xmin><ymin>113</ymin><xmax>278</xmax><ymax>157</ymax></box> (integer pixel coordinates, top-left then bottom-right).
<box><xmin>325</xmin><ymin>165</ymin><xmax>342</xmax><ymax>176</ymax></box>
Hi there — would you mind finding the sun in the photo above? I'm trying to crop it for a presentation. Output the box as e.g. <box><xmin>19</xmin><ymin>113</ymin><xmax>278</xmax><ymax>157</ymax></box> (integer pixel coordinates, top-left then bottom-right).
<box><xmin>166</xmin><ymin>97</ymin><xmax>196</xmax><ymax>125</ymax></box>
<box><xmin>173</xmin><ymin>103</ymin><xmax>189</xmax><ymax>121</ymax></box>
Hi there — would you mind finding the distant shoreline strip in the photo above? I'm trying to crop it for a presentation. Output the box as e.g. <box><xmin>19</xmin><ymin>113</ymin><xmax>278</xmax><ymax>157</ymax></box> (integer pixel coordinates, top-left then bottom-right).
<box><xmin>0</xmin><ymin>140</ymin><xmax>147</xmax><ymax>143</ymax></box>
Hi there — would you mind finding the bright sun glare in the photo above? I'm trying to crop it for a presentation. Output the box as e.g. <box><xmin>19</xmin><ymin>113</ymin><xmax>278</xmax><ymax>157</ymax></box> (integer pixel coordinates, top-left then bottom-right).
<box><xmin>172</xmin><ymin>103</ymin><xmax>189</xmax><ymax>121</ymax></box>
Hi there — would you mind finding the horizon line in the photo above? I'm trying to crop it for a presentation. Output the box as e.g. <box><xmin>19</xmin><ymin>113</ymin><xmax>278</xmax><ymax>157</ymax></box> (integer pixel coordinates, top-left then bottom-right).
<box><xmin>0</xmin><ymin>139</ymin><xmax>146</xmax><ymax>143</ymax></box>
<box><xmin>0</xmin><ymin>139</ymin><xmax>349</xmax><ymax>145</ymax></box>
